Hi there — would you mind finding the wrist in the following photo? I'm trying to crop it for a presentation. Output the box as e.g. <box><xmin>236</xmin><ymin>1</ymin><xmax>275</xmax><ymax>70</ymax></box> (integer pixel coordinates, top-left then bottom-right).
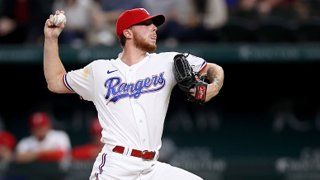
<box><xmin>44</xmin><ymin>37</ymin><xmax>59</xmax><ymax>43</ymax></box>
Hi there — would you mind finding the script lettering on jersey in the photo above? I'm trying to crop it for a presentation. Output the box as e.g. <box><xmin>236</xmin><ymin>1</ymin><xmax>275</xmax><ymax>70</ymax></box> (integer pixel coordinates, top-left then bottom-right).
<box><xmin>104</xmin><ymin>72</ymin><xmax>166</xmax><ymax>103</ymax></box>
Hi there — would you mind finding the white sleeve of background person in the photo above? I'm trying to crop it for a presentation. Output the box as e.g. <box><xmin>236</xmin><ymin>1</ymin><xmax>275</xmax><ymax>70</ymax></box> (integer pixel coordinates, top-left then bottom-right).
<box><xmin>203</xmin><ymin>0</ymin><xmax>228</xmax><ymax>29</ymax></box>
<box><xmin>50</xmin><ymin>130</ymin><xmax>72</xmax><ymax>151</ymax></box>
<box><xmin>15</xmin><ymin>137</ymin><xmax>35</xmax><ymax>154</ymax></box>
<box><xmin>175</xmin><ymin>0</ymin><xmax>197</xmax><ymax>26</ymax></box>
<box><xmin>64</xmin><ymin>62</ymin><xmax>96</xmax><ymax>101</ymax></box>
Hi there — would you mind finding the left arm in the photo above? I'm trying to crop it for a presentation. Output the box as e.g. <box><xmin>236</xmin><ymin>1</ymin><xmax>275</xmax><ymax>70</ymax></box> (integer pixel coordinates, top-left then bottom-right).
<box><xmin>199</xmin><ymin>63</ymin><xmax>224</xmax><ymax>102</ymax></box>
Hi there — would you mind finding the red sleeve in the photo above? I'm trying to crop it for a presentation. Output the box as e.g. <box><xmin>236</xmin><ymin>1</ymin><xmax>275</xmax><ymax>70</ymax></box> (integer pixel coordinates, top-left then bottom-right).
<box><xmin>38</xmin><ymin>150</ymin><xmax>65</xmax><ymax>162</ymax></box>
<box><xmin>72</xmin><ymin>144</ymin><xmax>98</xmax><ymax>160</ymax></box>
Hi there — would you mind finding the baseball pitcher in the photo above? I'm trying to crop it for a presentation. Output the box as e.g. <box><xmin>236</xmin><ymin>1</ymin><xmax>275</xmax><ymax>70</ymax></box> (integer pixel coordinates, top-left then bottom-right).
<box><xmin>43</xmin><ymin>8</ymin><xmax>224</xmax><ymax>180</ymax></box>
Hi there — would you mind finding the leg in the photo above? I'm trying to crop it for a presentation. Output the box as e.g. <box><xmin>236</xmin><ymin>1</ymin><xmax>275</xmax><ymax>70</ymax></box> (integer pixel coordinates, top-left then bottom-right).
<box><xmin>143</xmin><ymin>161</ymin><xmax>203</xmax><ymax>180</ymax></box>
<box><xmin>89</xmin><ymin>151</ymin><xmax>142</xmax><ymax>180</ymax></box>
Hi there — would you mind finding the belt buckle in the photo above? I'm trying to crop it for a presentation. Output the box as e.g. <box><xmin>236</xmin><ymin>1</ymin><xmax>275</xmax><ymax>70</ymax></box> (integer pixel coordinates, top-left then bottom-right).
<box><xmin>141</xmin><ymin>150</ymin><xmax>148</xmax><ymax>157</ymax></box>
<box><xmin>141</xmin><ymin>150</ymin><xmax>152</xmax><ymax>160</ymax></box>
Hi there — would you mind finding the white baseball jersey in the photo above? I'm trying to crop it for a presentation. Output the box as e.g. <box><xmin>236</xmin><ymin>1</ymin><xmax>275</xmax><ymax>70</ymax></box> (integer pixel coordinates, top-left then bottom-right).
<box><xmin>64</xmin><ymin>52</ymin><xmax>206</xmax><ymax>152</ymax></box>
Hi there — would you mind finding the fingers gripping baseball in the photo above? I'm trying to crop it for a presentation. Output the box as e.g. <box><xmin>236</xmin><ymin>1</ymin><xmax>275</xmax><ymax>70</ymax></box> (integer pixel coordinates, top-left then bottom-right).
<box><xmin>44</xmin><ymin>10</ymin><xmax>66</xmax><ymax>39</ymax></box>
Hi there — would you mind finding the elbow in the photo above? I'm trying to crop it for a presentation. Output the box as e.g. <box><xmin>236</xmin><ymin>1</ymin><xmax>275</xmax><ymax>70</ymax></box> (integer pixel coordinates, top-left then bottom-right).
<box><xmin>46</xmin><ymin>81</ymin><xmax>71</xmax><ymax>94</ymax></box>
<box><xmin>47</xmin><ymin>83</ymin><xmax>64</xmax><ymax>94</ymax></box>
<box><xmin>211</xmin><ymin>64</ymin><xmax>224</xmax><ymax>76</ymax></box>
<box><xmin>216</xmin><ymin>64</ymin><xmax>224</xmax><ymax>73</ymax></box>
<box><xmin>219</xmin><ymin>66</ymin><xmax>225</xmax><ymax>77</ymax></box>
<box><xmin>47</xmin><ymin>84</ymin><xmax>57</xmax><ymax>93</ymax></box>
<box><xmin>215</xmin><ymin>65</ymin><xmax>224</xmax><ymax>79</ymax></box>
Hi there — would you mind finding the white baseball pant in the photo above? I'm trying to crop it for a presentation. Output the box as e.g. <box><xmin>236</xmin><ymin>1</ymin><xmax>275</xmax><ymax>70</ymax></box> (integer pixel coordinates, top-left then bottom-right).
<box><xmin>89</xmin><ymin>145</ymin><xmax>203</xmax><ymax>180</ymax></box>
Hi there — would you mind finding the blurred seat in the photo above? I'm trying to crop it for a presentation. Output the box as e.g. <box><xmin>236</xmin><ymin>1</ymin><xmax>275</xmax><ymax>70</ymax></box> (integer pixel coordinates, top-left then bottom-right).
<box><xmin>255</xmin><ymin>18</ymin><xmax>299</xmax><ymax>43</ymax></box>
<box><xmin>217</xmin><ymin>17</ymin><xmax>258</xmax><ymax>43</ymax></box>
<box><xmin>295</xmin><ymin>17</ymin><xmax>320</xmax><ymax>42</ymax></box>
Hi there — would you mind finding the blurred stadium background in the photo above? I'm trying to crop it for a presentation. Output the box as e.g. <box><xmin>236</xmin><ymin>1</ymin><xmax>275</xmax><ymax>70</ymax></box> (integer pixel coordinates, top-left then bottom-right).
<box><xmin>1</xmin><ymin>0</ymin><xmax>320</xmax><ymax>179</ymax></box>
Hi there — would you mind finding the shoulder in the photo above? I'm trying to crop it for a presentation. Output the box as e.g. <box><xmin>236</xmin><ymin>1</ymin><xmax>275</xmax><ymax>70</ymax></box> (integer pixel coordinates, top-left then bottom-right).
<box><xmin>147</xmin><ymin>52</ymin><xmax>181</xmax><ymax>64</ymax></box>
<box><xmin>149</xmin><ymin>52</ymin><xmax>203</xmax><ymax>60</ymax></box>
<box><xmin>79</xmin><ymin>59</ymin><xmax>115</xmax><ymax>73</ymax></box>
<box><xmin>149</xmin><ymin>52</ymin><xmax>179</xmax><ymax>58</ymax></box>
<box><xmin>17</xmin><ymin>136</ymin><xmax>33</xmax><ymax>144</ymax></box>
<box><xmin>88</xmin><ymin>59</ymin><xmax>114</xmax><ymax>67</ymax></box>
<box><xmin>49</xmin><ymin>130</ymin><xmax>70</xmax><ymax>139</ymax></box>
<box><xmin>16</xmin><ymin>136</ymin><xmax>35</xmax><ymax>147</ymax></box>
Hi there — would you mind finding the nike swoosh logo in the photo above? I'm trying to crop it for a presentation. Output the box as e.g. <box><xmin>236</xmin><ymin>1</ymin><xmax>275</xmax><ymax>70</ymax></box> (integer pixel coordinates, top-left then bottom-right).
<box><xmin>107</xmin><ymin>70</ymin><xmax>118</xmax><ymax>74</ymax></box>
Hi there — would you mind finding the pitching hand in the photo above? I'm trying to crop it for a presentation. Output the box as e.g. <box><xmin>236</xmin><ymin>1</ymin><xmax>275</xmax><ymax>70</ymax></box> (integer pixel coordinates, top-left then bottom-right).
<box><xmin>44</xmin><ymin>10</ymin><xmax>65</xmax><ymax>39</ymax></box>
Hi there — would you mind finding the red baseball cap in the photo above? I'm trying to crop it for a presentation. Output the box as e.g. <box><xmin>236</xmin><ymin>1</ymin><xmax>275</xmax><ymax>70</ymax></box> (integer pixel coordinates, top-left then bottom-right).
<box><xmin>116</xmin><ymin>8</ymin><xmax>165</xmax><ymax>38</ymax></box>
<box><xmin>29</xmin><ymin>112</ymin><xmax>51</xmax><ymax>129</ymax></box>
<box><xmin>0</xmin><ymin>131</ymin><xmax>16</xmax><ymax>150</ymax></box>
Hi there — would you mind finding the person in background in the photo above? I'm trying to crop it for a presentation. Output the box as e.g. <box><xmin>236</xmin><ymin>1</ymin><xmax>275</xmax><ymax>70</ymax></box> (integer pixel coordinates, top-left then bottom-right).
<box><xmin>0</xmin><ymin>0</ymin><xmax>31</xmax><ymax>44</ymax></box>
<box><xmin>194</xmin><ymin>0</ymin><xmax>228</xmax><ymax>41</ymax></box>
<box><xmin>0</xmin><ymin>0</ymin><xmax>54</xmax><ymax>44</ymax></box>
<box><xmin>72</xmin><ymin>117</ymin><xmax>103</xmax><ymax>161</ymax></box>
<box><xmin>87</xmin><ymin>0</ymin><xmax>142</xmax><ymax>46</ymax></box>
<box><xmin>0</xmin><ymin>131</ymin><xmax>16</xmax><ymax>162</ymax></box>
<box><xmin>15</xmin><ymin>111</ymin><xmax>71</xmax><ymax>169</ymax></box>
<box><xmin>52</xmin><ymin>0</ymin><xmax>95</xmax><ymax>47</ymax></box>
<box><xmin>141</xmin><ymin>0</ymin><xmax>197</xmax><ymax>44</ymax></box>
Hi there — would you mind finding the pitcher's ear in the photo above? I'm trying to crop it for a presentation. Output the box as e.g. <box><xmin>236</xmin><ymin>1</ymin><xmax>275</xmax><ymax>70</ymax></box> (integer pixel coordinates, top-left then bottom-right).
<box><xmin>123</xmin><ymin>29</ymin><xmax>132</xmax><ymax>39</ymax></box>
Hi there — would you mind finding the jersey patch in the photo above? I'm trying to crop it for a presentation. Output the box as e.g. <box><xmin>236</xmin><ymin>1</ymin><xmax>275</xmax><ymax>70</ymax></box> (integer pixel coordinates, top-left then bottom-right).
<box><xmin>104</xmin><ymin>72</ymin><xmax>166</xmax><ymax>103</ymax></box>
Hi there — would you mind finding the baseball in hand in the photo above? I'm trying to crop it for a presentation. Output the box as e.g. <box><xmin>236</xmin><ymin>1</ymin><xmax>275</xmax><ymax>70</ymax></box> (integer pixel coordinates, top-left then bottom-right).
<box><xmin>52</xmin><ymin>13</ymin><xmax>66</xmax><ymax>26</ymax></box>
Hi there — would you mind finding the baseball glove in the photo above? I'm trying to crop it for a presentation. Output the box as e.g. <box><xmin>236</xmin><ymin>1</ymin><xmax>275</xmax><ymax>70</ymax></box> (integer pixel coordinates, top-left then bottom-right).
<box><xmin>173</xmin><ymin>53</ymin><xmax>208</xmax><ymax>104</ymax></box>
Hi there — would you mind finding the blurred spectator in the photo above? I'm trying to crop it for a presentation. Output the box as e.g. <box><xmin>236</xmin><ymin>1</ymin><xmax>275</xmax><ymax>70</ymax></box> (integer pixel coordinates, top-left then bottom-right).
<box><xmin>142</xmin><ymin>0</ymin><xmax>198</xmax><ymax>45</ymax></box>
<box><xmin>233</xmin><ymin>0</ymin><xmax>309</xmax><ymax>20</ymax></box>
<box><xmin>52</xmin><ymin>0</ymin><xmax>95</xmax><ymax>47</ymax></box>
<box><xmin>0</xmin><ymin>0</ymin><xmax>31</xmax><ymax>44</ymax></box>
<box><xmin>29</xmin><ymin>0</ymin><xmax>55</xmax><ymax>43</ymax></box>
<box><xmin>292</xmin><ymin>0</ymin><xmax>310</xmax><ymax>21</ymax></box>
<box><xmin>191</xmin><ymin>0</ymin><xmax>229</xmax><ymax>42</ymax></box>
<box><xmin>0</xmin><ymin>131</ymin><xmax>16</xmax><ymax>162</ymax></box>
<box><xmin>306</xmin><ymin>0</ymin><xmax>320</xmax><ymax>17</ymax></box>
<box><xmin>15</xmin><ymin>112</ymin><xmax>71</xmax><ymax>169</ymax></box>
<box><xmin>88</xmin><ymin>0</ymin><xmax>142</xmax><ymax>46</ymax></box>
<box><xmin>142</xmin><ymin>0</ymin><xmax>227</xmax><ymax>44</ymax></box>
<box><xmin>0</xmin><ymin>0</ymin><xmax>54</xmax><ymax>44</ymax></box>
<box><xmin>72</xmin><ymin>117</ymin><xmax>103</xmax><ymax>161</ymax></box>
<box><xmin>226</xmin><ymin>0</ymin><xmax>238</xmax><ymax>9</ymax></box>
<box><xmin>199</xmin><ymin>0</ymin><xmax>228</xmax><ymax>30</ymax></box>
